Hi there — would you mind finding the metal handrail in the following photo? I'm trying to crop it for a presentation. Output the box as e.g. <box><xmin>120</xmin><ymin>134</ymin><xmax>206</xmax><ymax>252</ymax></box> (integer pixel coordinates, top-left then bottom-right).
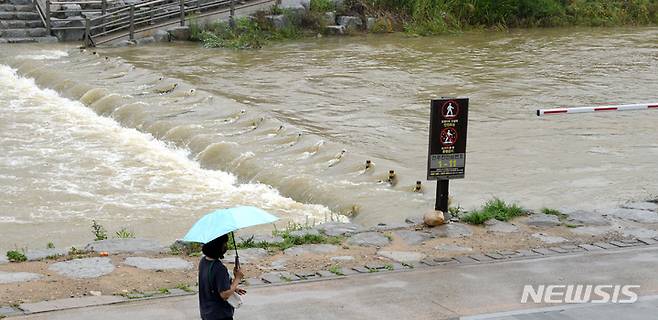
<box><xmin>33</xmin><ymin>0</ymin><xmax>49</xmax><ymax>34</ymax></box>
<box><xmin>91</xmin><ymin>0</ymin><xmax>271</xmax><ymax>46</ymax></box>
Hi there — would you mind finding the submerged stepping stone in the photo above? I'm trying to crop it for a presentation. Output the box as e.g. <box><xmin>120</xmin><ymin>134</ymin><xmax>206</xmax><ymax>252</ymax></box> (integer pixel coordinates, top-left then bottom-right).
<box><xmin>84</xmin><ymin>238</ymin><xmax>166</xmax><ymax>254</ymax></box>
<box><xmin>0</xmin><ymin>271</ymin><xmax>43</xmax><ymax>284</ymax></box>
<box><xmin>347</xmin><ymin>232</ymin><xmax>390</xmax><ymax>247</ymax></box>
<box><xmin>395</xmin><ymin>230</ymin><xmax>431</xmax><ymax>245</ymax></box>
<box><xmin>526</xmin><ymin>214</ymin><xmax>561</xmax><ymax>227</ymax></box>
<box><xmin>565</xmin><ymin>210</ymin><xmax>611</xmax><ymax>226</ymax></box>
<box><xmin>431</xmin><ymin>223</ymin><xmax>473</xmax><ymax>238</ymax></box>
<box><xmin>49</xmin><ymin>258</ymin><xmax>115</xmax><ymax>279</ymax></box>
<box><xmin>435</xmin><ymin>244</ymin><xmax>473</xmax><ymax>252</ymax></box>
<box><xmin>225</xmin><ymin>248</ymin><xmax>268</xmax><ymax>264</ymax></box>
<box><xmin>485</xmin><ymin>219</ymin><xmax>520</xmax><ymax>233</ymax></box>
<box><xmin>405</xmin><ymin>215</ymin><xmax>424</xmax><ymax>226</ymax></box>
<box><xmin>371</xmin><ymin>222</ymin><xmax>409</xmax><ymax>232</ymax></box>
<box><xmin>532</xmin><ymin>233</ymin><xmax>568</xmax><ymax>244</ymax></box>
<box><xmin>25</xmin><ymin>248</ymin><xmax>69</xmax><ymax>261</ymax></box>
<box><xmin>377</xmin><ymin>250</ymin><xmax>425</xmax><ymax>263</ymax></box>
<box><xmin>284</xmin><ymin>244</ymin><xmax>339</xmax><ymax>256</ymax></box>
<box><xmin>124</xmin><ymin>257</ymin><xmax>192</xmax><ymax>270</ymax></box>
<box><xmin>315</xmin><ymin>222</ymin><xmax>363</xmax><ymax>236</ymax></box>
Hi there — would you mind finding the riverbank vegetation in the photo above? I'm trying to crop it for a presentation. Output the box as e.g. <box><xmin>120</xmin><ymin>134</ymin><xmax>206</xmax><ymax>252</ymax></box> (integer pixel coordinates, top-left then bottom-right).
<box><xmin>190</xmin><ymin>0</ymin><xmax>658</xmax><ymax>48</ymax></box>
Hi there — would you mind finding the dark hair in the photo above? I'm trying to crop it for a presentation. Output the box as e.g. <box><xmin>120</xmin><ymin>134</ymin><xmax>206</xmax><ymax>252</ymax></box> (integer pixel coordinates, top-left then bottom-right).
<box><xmin>202</xmin><ymin>234</ymin><xmax>229</xmax><ymax>259</ymax></box>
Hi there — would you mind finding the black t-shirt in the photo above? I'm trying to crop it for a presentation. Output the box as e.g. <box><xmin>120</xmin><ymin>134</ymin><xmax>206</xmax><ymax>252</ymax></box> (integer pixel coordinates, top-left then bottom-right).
<box><xmin>198</xmin><ymin>257</ymin><xmax>234</xmax><ymax>320</ymax></box>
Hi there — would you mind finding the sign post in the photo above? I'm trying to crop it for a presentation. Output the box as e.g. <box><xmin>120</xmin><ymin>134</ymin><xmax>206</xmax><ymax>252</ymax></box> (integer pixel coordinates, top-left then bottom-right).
<box><xmin>427</xmin><ymin>98</ymin><xmax>469</xmax><ymax>215</ymax></box>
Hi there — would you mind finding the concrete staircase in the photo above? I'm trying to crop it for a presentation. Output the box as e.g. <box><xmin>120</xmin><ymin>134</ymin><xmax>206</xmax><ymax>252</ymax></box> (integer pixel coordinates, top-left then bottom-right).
<box><xmin>0</xmin><ymin>0</ymin><xmax>57</xmax><ymax>43</ymax></box>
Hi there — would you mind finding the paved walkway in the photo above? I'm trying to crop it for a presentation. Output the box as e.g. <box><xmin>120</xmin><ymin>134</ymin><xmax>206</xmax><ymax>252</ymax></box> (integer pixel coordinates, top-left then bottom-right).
<box><xmin>14</xmin><ymin>246</ymin><xmax>658</xmax><ymax>320</ymax></box>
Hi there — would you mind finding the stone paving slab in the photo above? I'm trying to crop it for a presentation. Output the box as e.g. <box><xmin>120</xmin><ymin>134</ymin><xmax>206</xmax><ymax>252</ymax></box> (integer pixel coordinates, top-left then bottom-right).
<box><xmin>638</xmin><ymin>238</ymin><xmax>658</xmax><ymax>245</ymax></box>
<box><xmin>352</xmin><ymin>266</ymin><xmax>370</xmax><ymax>273</ymax></box>
<box><xmin>548</xmin><ymin>247</ymin><xmax>568</xmax><ymax>254</ymax></box>
<box><xmin>569</xmin><ymin>226</ymin><xmax>614</xmax><ymax>236</ymax></box>
<box><xmin>600</xmin><ymin>208</ymin><xmax>658</xmax><ymax>223</ymax></box>
<box><xmin>526</xmin><ymin>214</ymin><xmax>561</xmax><ymax>227</ymax></box>
<box><xmin>288</xmin><ymin>229</ymin><xmax>320</xmax><ymax>237</ymax></box>
<box><xmin>609</xmin><ymin>240</ymin><xmax>638</xmax><ymax>248</ymax></box>
<box><xmin>532</xmin><ymin>233</ymin><xmax>568</xmax><ymax>244</ymax></box>
<box><xmin>435</xmin><ymin>244</ymin><xmax>473</xmax><ymax>253</ymax></box>
<box><xmin>469</xmin><ymin>254</ymin><xmax>494</xmax><ymax>262</ymax></box>
<box><xmin>593</xmin><ymin>242</ymin><xmax>618</xmax><ymax>249</ymax></box>
<box><xmin>225</xmin><ymin>248</ymin><xmax>268</xmax><ymax>264</ymax></box>
<box><xmin>0</xmin><ymin>255</ymin><xmax>8</xmax><ymax>264</ymax></box>
<box><xmin>84</xmin><ymin>239</ymin><xmax>166</xmax><ymax>254</ymax></box>
<box><xmin>453</xmin><ymin>256</ymin><xmax>478</xmax><ymax>263</ymax></box>
<box><xmin>622</xmin><ymin>201</ymin><xmax>658</xmax><ymax>211</ymax></box>
<box><xmin>484</xmin><ymin>252</ymin><xmax>508</xmax><ymax>260</ymax></box>
<box><xmin>123</xmin><ymin>257</ymin><xmax>192</xmax><ymax>270</ymax></box>
<box><xmin>515</xmin><ymin>249</ymin><xmax>541</xmax><ymax>257</ymax></box>
<box><xmin>19</xmin><ymin>296</ymin><xmax>126</xmax><ymax>313</ymax></box>
<box><xmin>395</xmin><ymin>230</ymin><xmax>431</xmax><ymax>245</ymax></box>
<box><xmin>237</xmin><ymin>234</ymin><xmax>284</xmax><ymax>244</ymax></box>
<box><xmin>25</xmin><ymin>248</ymin><xmax>69</xmax><ymax>261</ymax></box>
<box><xmin>315</xmin><ymin>222</ymin><xmax>363</xmax><ymax>236</ymax></box>
<box><xmin>330</xmin><ymin>255</ymin><xmax>354</xmax><ymax>262</ymax></box>
<box><xmin>565</xmin><ymin>210</ymin><xmax>611</xmax><ymax>226</ymax></box>
<box><xmin>0</xmin><ymin>271</ymin><xmax>43</xmax><ymax>284</ymax></box>
<box><xmin>48</xmin><ymin>257</ymin><xmax>115</xmax><ymax>279</ymax></box>
<box><xmin>531</xmin><ymin>248</ymin><xmax>555</xmax><ymax>255</ymax></box>
<box><xmin>245</xmin><ymin>277</ymin><xmax>266</xmax><ymax>286</ymax></box>
<box><xmin>346</xmin><ymin>232</ymin><xmax>390</xmax><ymax>247</ymax></box>
<box><xmin>370</xmin><ymin>222</ymin><xmax>409</xmax><ymax>232</ymax></box>
<box><xmin>283</xmin><ymin>244</ymin><xmax>339</xmax><ymax>256</ymax></box>
<box><xmin>316</xmin><ymin>270</ymin><xmax>337</xmax><ymax>278</ymax></box>
<box><xmin>365</xmin><ymin>263</ymin><xmax>387</xmax><ymax>271</ymax></box>
<box><xmin>621</xmin><ymin>227</ymin><xmax>658</xmax><ymax>239</ymax></box>
<box><xmin>484</xmin><ymin>219</ymin><xmax>520</xmax><ymax>233</ymax></box>
<box><xmin>0</xmin><ymin>306</ymin><xmax>21</xmax><ymax>317</ymax></box>
<box><xmin>338</xmin><ymin>267</ymin><xmax>359</xmax><ymax>276</ymax></box>
<box><xmin>430</xmin><ymin>223</ymin><xmax>473</xmax><ymax>238</ymax></box>
<box><xmin>295</xmin><ymin>271</ymin><xmax>321</xmax><ymax>280</ymax></box>
<box><xmin>578</xmin><ymin>244</ymin><xmax>605</xmax><ymax>251</ymax></box>
<box><xmin>377</xmin><ymin>250</ymin><xmax>425</xmax><ymax>263</ymax></box>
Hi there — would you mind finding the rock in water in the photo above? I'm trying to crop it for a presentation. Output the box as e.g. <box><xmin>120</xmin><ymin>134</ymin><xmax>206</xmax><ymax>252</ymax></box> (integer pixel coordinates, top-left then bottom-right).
<box><xmin>424</xmin><ymin>210</ymin><xmax>445</xmax><ymax>227</ymax></box>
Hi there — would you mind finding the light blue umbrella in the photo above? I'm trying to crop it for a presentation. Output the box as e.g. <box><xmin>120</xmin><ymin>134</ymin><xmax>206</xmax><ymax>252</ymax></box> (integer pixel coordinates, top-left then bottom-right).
<box><xmin>182</xmin><ymin>206</ymin><xmax>279</xmax><ymax>266</ymax></box>
<box><xmin>183</xmin><ymin>206</ymin><xmax>279</xmax><ymax>243</ymax></box>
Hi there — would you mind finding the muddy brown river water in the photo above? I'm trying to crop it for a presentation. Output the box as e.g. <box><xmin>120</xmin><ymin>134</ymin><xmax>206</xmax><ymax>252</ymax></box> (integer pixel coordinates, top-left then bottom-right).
<box><xmin>1</xmin><ymin>27</ymin><xmax>657</xmax><ymax>250</ymax></box>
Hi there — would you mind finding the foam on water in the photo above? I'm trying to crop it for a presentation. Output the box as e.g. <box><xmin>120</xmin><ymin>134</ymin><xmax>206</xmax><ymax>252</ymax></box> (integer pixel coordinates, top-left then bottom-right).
<box><xmin>0</xmin><ymin>65</ymin><xmax>332</xmax><ymax>226</ymax></box>
<box><xmin>17</xmin><ymin>50</ymin><xmax>69</xmax><ymax>61</ymax></box>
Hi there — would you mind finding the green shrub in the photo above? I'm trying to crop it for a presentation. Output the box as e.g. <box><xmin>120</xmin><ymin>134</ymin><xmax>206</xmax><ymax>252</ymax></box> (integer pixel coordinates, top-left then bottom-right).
<box><xmin>462</xmin><ymin>198</ymin><xmax>526</xmax><ymax>224</ymax></box>
<box><xmin>6</xmin><ymin>250</ymin><xmax>27</xmax><ymax>262</ymax></box>
<box><xmin>91</xmin><ymin>220</ymin><xmax>108</xmax><ymax>241</ymax></box>
<box><xmin>310</xmin><ymin>0</ymin><xmax>335</xmax><ymax>12</ymax></box>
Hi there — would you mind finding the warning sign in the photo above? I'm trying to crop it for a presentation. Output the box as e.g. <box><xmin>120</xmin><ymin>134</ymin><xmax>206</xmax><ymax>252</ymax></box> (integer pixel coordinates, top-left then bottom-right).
<box><xmin>427</xmin><ymin>98</ymin><xmax>469</xmax><ymax>180</ymax></box>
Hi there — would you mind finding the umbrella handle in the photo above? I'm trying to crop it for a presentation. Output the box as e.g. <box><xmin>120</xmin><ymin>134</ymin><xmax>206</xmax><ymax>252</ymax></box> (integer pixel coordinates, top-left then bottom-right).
<box><xmin>231</xmin><ymin>232</ymin><xmax>240</xmax><ymax>269</ymax></box>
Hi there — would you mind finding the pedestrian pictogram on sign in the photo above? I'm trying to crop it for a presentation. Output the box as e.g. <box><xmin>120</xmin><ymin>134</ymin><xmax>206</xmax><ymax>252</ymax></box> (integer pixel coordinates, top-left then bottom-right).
<box><xmin>442</xmin><ymin>101</ymin><xmax>459</xmax><ymax>118</ymax></box>
<box><xmin>440</xmin><ymin>127</ymin><xmax>458</xmax><ymax>146</ymax></box>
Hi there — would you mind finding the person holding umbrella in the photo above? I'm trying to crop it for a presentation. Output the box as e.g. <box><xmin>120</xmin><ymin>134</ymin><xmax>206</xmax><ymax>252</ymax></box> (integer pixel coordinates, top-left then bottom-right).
<box><xmin>183</xmin><ymin>206</ymin><xmax>280</xmax><ymax>320</ymax></box>
<box><xmin>198</xmin><ymin>234</ymin><xmax>245</xmax><ymax>320</ymax></box>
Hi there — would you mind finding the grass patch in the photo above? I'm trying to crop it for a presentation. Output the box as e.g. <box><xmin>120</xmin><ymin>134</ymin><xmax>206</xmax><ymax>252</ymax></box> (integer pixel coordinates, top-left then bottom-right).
<box><xmin>541</xmin><ymin>208</ymin><xmax>568</xmax><ymax>220</ymax></box>
<box><xmin>115</xmin><ymin>227</ymin><xmax>135</xmax><ymax>239</ymax></box>
<box><xmin>328</xmin><ymin>265</ymin><xmax>344</xmax><ymax>275</ymax></box>
<box><xmin>6</xmin><ymin>250</ymin><xmax>27</xmax><ymax>262</ymax></box>
<box><xmin>158</xmin><ymin>288</ymin><xmax>170</xmax><ymax>294</ymax></box>
<box><xmin>47</xmin><ymin>242</ymin><xmax>55</xmax><ymax>249</ymax></box>
<box><xmin>461</xmin><ymin>198</ymin><xmax>526</xmax><ymax>225</ymax></box>
<box><xmin>175</xmin><ymin>283</ymin><xmax>194</xmax><ymax>293</ymax></box>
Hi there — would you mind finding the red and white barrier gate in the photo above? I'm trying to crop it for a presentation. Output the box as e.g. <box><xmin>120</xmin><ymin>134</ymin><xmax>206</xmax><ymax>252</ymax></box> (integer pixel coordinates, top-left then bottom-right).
<box><xmin>537</xmin><ymin>103</ymin><xmax>658</xmax><ymax>116</ymax></box>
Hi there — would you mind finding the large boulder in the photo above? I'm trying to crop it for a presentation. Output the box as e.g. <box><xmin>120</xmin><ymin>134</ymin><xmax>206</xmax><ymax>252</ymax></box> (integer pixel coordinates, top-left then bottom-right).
<box><xmin>153</xmin><ymin>30</ymin><xmax>171</xmax><ymax>42</ymax></box>
<box><xmin>337</xmin><ymin>16</ymin><xmax>362</xmax><ymax>32</ymax></box>
<box><xmin>52</xmin><ymin>17</ymin><xmax>85</xmax><ymax>41</ymax></box>
<box><xmin>424</xmin><ymin>210</ymin><xmax>445</xmax><ymax>227</ymax></box>
<box><xmin>266</xmin><ymin>15</ymin><xmax>289</xmax><ymax>30</ymax></box>
<box><xmin>167</xmin><ymin>26</ymin><xmax>191</xmax><ymax>41</ymax></box>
